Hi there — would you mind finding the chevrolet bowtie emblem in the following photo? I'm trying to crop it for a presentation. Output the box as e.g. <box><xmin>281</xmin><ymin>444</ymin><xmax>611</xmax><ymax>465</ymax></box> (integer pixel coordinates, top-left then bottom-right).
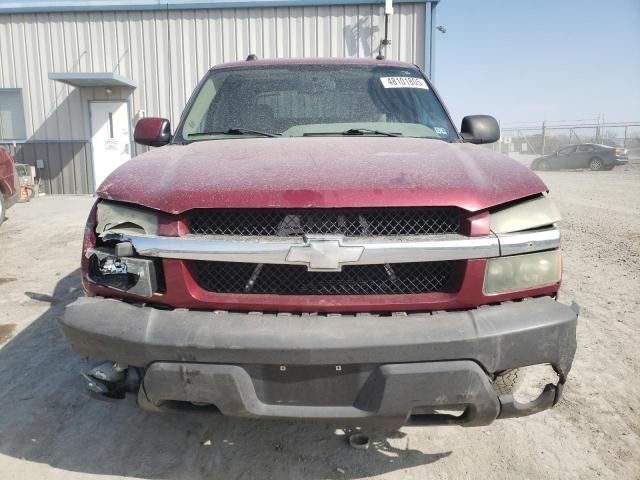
<box><xmin>286</xmin><ymin>238</ymin><xmax>364</xmax><ymax>271</ymax></box>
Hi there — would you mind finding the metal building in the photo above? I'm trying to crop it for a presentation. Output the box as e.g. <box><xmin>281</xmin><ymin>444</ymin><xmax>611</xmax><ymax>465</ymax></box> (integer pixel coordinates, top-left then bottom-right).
<box><xmin>0</xmin><ymin>0</ymin><xmax>440</xmax><ymax>195</ymax></box>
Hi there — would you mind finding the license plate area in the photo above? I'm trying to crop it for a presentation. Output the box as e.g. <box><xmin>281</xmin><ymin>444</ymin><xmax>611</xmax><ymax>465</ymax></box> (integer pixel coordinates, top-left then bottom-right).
<box><xmin>245</xmin><ymin>364</ymin><xmax>376</xmax><ymax>407</ymax></box>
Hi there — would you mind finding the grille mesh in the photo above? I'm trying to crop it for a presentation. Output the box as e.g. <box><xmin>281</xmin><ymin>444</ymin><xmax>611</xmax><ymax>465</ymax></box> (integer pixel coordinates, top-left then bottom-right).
<box><xmin>187</xmin><ymin>207</ymin><xmax>461</xmax><ymax>237</ymax></box>
<box><xmin>192</xmin><ymin>261</ymin><xmax>456</xmax><ymax>295</ymax></box>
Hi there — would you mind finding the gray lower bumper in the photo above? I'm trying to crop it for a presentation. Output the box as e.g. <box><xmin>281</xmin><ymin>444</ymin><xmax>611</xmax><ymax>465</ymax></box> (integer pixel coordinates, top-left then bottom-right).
<box><xmin>59</xmin><ymin>296</ymin><xmax>577</xmax><ymax>426</ymax></box>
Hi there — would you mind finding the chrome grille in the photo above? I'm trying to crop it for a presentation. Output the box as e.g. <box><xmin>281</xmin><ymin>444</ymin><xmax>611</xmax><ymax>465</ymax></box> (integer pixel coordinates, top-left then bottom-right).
<box><xmin>187</xmin><ymin>207</ymin><xmax>461</xmax><ymax>237</ymax></box>
<box><xmin>192</xmin><ymin>261</ymin><xmax>457</xmax><ymax>295</ymax></box>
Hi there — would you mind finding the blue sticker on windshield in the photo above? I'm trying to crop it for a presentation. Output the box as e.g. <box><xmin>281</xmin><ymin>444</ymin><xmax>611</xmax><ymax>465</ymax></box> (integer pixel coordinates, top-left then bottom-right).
<box><xmin>434</xmin><ymin>127</ymin><xmax>448</xmax><ymax>136</ymax></box>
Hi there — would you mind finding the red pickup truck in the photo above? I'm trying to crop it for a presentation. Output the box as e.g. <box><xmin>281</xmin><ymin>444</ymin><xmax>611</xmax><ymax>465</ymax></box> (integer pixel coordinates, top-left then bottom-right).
<box><xmin>0</xmin><ymin>147</ymin><xmax>19</xmax><ymax>227</ymax></box>
<box><xmin>59</xmin><ymin>58</ymin><xmax>577</xmax><ymax>428</ymax></box>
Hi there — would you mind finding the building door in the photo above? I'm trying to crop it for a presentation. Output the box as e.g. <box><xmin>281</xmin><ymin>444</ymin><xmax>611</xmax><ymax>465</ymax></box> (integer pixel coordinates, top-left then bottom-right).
<box><xmin>90</xmin><ymin>101</ymin><xmax>131</xmax><ymax>190</ymax></box>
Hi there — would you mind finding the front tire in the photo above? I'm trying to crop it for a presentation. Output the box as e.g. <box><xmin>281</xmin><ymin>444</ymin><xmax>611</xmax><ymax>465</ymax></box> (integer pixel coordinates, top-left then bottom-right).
<box><xmin>538</xmin><ymin>160</ymin><xmax>550</xmax><ymax>171</ymax></box>
<box><xmin>589</xmin><ymin>157</ymin><xmax>604</xmax><ymax>171</ymax></box>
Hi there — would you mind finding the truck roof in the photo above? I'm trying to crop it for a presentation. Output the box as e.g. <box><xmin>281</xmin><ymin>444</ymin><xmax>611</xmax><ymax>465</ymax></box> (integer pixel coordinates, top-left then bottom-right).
<box><xmin>210</xmin><ymin>57</ymin><xmax>419</xmax><ymax>71</ymax></box>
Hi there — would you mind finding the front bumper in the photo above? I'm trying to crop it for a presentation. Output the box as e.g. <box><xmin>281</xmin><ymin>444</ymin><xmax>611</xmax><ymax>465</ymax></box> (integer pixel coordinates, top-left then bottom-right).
<box><xmin>59</xmin><ymin>296</ymin><xmax>577</xmax><ymax>427</ymax></box>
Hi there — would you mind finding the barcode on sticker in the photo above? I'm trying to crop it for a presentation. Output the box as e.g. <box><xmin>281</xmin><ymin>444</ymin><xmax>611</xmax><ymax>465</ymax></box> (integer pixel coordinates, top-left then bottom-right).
<box><xmin>380</xmin><ymin>77</ymin><xmax>429</xmax><ymax>89</ymax></box>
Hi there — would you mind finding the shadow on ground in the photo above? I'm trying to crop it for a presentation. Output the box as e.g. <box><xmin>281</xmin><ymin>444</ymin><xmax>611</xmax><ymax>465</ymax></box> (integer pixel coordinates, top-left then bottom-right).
<box><xmin>0</xmin><ymin>270</ymin><xmax>451</xmax><ymax>479</ymax></box>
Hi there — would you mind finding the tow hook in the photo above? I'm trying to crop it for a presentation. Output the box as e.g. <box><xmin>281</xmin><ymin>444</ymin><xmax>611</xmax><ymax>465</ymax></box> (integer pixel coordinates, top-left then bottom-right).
<box><xmin>81</xmin><ymin>361</ymin><xmax>141</xmax><ymax>400</ymax></box>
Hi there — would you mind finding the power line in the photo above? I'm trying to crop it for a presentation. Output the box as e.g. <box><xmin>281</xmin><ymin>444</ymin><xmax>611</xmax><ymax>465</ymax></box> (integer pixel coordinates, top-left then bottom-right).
<box><xmin>505</xmin><ymin>117</ymin><xmax>600</xmax><ymax>127</ymax></box>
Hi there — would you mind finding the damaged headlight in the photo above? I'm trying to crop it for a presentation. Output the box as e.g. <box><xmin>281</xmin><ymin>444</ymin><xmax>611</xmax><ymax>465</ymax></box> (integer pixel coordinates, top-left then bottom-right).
<box><xmin>87</xmin><ymin>246</ymin><xmax>159</xmax><ymax>297</ymax></box>
<box><xmin>490</xmin><ymin>195</ymin><xmax>561</xmax><ymax>234</ymax></box>
<box><xmin>96</xmin><ymin>201</ymin><xmax>159</xmax><ymax>235</ymax></box>
<box><xmin>98</xmin><ymin>255</ymin><xmax>128</xmax><ymax>275</ymax></box>
<box><xmin>88</xmin><ymin>201</ymin><xmax>161</xmax><ymax>297</ymax></box>
<box><xmin>89</xmin><ymin>250</ymin><xmax>132</xmax><ymax>290</ymax></box>
<box><xmin>484</xmin><ymin>250</ymin><xmax>561</xmax><ymax>295</ymax></box>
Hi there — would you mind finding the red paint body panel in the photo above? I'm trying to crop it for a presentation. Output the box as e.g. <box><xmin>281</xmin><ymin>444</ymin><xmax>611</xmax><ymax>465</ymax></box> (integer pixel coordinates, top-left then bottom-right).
<box><xmin>83</xmin><ymin>188</ymin><xmax>560</xmax><ymax>313</ymax></box>
<box><xmin>97</xmin><ymin>138</ymin><xmax>547</xmax><ymax>213</ymax></box>
<box><xmin>87</xmin><ymin>58</ymin><xmax>555</xmax><ymax>313</ymax></box>
<box><xmin>133</xmin><ymin>117</ymin><xmax>170</xmax><ymax>146</ymax></box>
<box><xmin>0</xmin><ymin>147</ymin><xmax>19</xmax><ymax>204</ymax></box>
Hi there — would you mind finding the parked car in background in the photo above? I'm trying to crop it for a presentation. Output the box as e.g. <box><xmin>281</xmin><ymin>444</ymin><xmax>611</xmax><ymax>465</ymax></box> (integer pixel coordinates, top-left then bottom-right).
<box><xmin>531</xmin><ymin>143</ymin><xmax>629</xmax><ymax>171</ymax></box>
<box><xmin>0</xmin><ymin>147</ymin><xmax>20</xmax><ymax>226</ymax></box>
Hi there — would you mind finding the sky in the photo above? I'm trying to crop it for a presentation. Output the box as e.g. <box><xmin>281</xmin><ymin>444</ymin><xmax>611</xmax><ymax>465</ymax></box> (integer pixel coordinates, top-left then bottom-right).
<box><xmin>433</xmin><ymin>0</ymin><xmax>640</xmax><ymax>127</ymax></box>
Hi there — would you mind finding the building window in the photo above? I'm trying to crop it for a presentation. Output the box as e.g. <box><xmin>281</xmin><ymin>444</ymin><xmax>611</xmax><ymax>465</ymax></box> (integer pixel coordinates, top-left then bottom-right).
<box><xmin>0</xmin><ymin>88</ymin><xmax>27</xmax><ymax>140</ymax></box>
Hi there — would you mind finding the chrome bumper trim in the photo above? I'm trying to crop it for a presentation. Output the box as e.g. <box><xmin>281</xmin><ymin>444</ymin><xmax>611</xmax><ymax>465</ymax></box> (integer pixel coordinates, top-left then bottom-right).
<box><xmin>498</xmin><ymin>228</ymin><xmax>561</xmax><ymax>257</ymax></box>
<box><xmin>101</xmin><ymin>227</ymin><xmax>560</xmax><ymax>270</ymax></box>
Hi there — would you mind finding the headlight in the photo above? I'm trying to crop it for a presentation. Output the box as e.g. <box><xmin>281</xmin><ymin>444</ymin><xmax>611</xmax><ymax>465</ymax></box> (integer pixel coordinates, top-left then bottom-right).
<box><xmin>89</xmin><ymin>201</ymin><xmax>160</xmax><ymax>297</ymax></box>
<box><xmin>96</xmin><ymin>201</ymin><xmax>158</xmax><ymax>235</ymax></box>
<box><xmin>490</xmin><ymin>195</ymin><xmax>561</xmax><ymax>234</ymax></box>
<box><xmin>87</xmin><ymin>248</ymin><xmax>158</xmax><ymax>297</ymax></box>
<box><xmin>484</xmin><ymin>250</ymin><xmax>561</xmax><ymax>294</ymax></box>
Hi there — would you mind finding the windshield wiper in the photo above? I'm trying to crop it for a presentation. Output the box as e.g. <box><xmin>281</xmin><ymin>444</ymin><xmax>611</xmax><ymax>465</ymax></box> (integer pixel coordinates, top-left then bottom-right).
<box><xmin>343</xmin><ymin>128</ymin><xmax>401</xmax><ymax>137</ymax></box>
<box><xmin>303</xmin><ymin>128</ymin><xmax>401</xmax><ymax>137</ymax></box>
<box><xmin>188</xmin><ymin>128</ymin><xmax>280</xmax><ymax>138</ymax></box>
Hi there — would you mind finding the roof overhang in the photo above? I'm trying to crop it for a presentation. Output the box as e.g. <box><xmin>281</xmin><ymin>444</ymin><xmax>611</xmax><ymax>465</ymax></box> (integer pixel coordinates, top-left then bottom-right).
<box><xmin>1</xmin><ymin>0</ymin><xmax>437</xmax><ymax>14</ymax></box>
<box><xmin>48</xmin><ymin>72</ymin><xmax>137</xmax><ymax>89</ymax></box>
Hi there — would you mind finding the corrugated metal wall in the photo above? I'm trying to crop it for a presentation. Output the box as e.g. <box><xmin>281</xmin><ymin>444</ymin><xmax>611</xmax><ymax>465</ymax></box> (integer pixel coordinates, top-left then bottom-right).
<box><xmin>0</xmin><ymin>3</ymin><xmax>429</xmax><ymax>194</ymax></box>
<box><xmin>5</xmin><ymin>141</ymin><xmax>94</xmax><ymax>195</ymax></box>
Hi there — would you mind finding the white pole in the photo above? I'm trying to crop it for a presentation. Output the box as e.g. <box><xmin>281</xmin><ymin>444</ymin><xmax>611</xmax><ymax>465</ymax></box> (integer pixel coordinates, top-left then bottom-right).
<box><xmin>377</xmin><ymin>0</ymin><xmax>393</xmax><ymax>59</ymax></box>
<box><xmin>385</xmin><ymin>0</ymin><xmax>393</xmax><ymax>15</ymax></box>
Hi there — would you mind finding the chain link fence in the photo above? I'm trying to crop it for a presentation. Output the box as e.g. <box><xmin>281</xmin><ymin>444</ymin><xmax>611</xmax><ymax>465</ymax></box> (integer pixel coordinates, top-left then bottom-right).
<box><xmin>491</xmin><ymin>122</ymin><xmax>640</xmax><ymax>166</ymax></box>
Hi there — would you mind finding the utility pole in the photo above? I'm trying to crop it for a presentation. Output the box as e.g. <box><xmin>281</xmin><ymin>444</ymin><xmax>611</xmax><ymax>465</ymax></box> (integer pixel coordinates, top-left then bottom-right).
<box><xmin>541</xmin><ymin>121</ymin><xmax>546</xmax><ymax>155</ymax></box>
<box><xmin>377</xmin><ymin>0</ymin><xmax>393</xmax><ymax>60</ymax></box>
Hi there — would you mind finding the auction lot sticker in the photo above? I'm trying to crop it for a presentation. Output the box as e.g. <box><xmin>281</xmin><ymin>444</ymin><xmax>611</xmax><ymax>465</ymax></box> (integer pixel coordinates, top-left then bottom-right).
<box><xmin>380</xmin><ymin>77</ymin><xmax>429</xmax><ymax>89</ymax></box>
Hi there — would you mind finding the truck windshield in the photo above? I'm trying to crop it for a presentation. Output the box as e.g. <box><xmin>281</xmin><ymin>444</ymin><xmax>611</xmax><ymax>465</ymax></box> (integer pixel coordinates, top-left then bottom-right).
<box><xmin>177</xmin><ymin>64</ymin><xmax>458</xmax><ymax>142</ymax></box>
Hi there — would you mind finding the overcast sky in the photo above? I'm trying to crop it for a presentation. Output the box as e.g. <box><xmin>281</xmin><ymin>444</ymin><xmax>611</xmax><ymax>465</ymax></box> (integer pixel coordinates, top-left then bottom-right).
<box><xmin>434</xmin><ymin>0</ymin><xmax>640</xmax><ymax>127</ymax></box>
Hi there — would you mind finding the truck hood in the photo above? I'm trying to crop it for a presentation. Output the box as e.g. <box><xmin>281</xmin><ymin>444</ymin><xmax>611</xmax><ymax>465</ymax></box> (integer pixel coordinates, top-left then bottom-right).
<box><xmin>97</xmin><ymin>137</ymin><xmax>547</xmax><ymax>214</ymax></box>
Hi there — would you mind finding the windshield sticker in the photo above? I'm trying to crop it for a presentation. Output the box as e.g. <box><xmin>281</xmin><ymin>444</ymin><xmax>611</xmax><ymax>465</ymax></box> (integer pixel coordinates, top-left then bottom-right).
<box><xmin>380</xmin><ymin>77</ymin><xmax>429</xmax><ymax>90</ymax></box>
<box><xmin>434</xmin><ymin>127</ymin><xmax>448</xmax><ymax>136</ymax></box>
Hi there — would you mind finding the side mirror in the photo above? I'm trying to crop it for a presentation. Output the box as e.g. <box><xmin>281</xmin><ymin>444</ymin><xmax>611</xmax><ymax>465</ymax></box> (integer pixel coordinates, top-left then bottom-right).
<box><xmin>460</xmin><ymin>115</ymin><xmax>500</xmax><ymax>144</ymax></box>
<box><xmin>134</xmin><ymin>117</ymin><xmax>172</xmax><ymax>147</ymax></box>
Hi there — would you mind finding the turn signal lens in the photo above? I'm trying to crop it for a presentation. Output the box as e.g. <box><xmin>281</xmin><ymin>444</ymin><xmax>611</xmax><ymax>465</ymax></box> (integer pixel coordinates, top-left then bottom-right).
<box><xmin>484</xmin><ymin>250</ymin><xmax>561</xmax><ymax>295</ymax></box>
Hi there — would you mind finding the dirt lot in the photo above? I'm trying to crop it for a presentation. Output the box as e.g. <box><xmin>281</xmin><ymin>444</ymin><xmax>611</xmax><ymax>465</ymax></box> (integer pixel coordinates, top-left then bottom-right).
<box><xmin>0</xmin><ymin>164</ymin><xmax>638</xmax><ymax>480</ymax></box>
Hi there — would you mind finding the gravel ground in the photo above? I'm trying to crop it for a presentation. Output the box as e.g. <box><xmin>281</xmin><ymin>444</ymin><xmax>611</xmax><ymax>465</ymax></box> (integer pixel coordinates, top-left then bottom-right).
<box><xmin>0</xmin><ymin>163</ymin><xmax>638</xmax><ymax>480</ymax></box>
